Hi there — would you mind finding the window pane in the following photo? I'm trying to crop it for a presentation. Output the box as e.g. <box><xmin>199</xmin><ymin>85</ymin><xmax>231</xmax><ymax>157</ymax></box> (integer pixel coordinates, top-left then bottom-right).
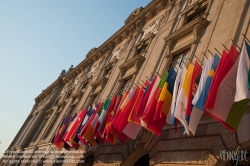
<box><xmin>170</xmin><ymin>49</ymin><xmax>190</xmax><ymax>71</ymax></box>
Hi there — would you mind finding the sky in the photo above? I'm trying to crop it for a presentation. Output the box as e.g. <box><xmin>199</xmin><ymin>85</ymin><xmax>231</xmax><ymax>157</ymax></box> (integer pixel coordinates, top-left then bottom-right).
<box><xmin>0</xmin><ymin>0</ymin><xmax>151</xmax><ymax>157</ymax></box>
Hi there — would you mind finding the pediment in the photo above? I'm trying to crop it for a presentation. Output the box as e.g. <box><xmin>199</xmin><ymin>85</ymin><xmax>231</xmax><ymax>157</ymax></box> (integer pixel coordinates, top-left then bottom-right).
<box><xmin>124</xmin><ymin>7</ymin><xmax>143</xmax><ymax>24</ymax></box>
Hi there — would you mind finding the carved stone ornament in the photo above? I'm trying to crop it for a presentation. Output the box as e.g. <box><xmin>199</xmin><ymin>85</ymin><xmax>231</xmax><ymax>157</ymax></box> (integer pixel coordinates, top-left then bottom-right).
<box><xmin>135</xmin><ymin>128</ymin><xmax>153</xmax><ymax>148</ymax></box>
<box><xmin>165</xmin><ymin>40</ymin><xmax>174</xmax><ymax>58</ymax></box>
<box><xmin>193</xmin><ymin>24</ymin><xmax>202</xmax><ymax>43</ymax></box>
<box><xmin>124</xmin><ymin>7</ymin><xmax>143</xmax><ymax>24</ymax></box>
<box><xmin>86</xmin><ymin>47</ymin><xmax>97</xmax><ymax>58</ymax></box>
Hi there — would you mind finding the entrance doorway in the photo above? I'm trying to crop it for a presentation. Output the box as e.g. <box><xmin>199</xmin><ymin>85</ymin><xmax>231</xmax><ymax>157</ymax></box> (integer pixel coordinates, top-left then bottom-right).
<box><xmin>133</xmin><ymin>154</ymin><xmax>149</xmax><ymax>166</ymax></box>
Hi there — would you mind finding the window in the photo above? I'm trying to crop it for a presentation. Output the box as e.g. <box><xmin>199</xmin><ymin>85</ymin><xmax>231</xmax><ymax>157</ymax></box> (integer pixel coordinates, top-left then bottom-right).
<box><xmin>90</xmin><ymin>94</ymin><xmax>99</xmax><ymax>105</ymax></box>
<box><xmin>187</xmin><ymin>7</ymin><xmax>206</xmax><ymax>23</ymax></box>
<box><xmin>170</xmin><ymin>49</ymin><xmax>190</xmax><ymax>71</ymax></box>
<box><xmin>78</xmin><ymin>81</ymin><xmax>88</xmax><ymax>91</ymax></box>
<box><xmin>64</xmin><ymin>91</ymin><xmax>72</xmax><ymax>99</ymax></box>
<box><xmin>120</xmin><ymin>78</ymin><xmax>132</xmax><ymax>94</ymax></box>
<box><xmin>137</xmin><ymin>44</ymin><xmax>148</xmax><ymax>55</ymax></box>
<box><xmin>104</xmin><ymin>66</ymin><xmax>113</xmax><ymax>77</ymax></box>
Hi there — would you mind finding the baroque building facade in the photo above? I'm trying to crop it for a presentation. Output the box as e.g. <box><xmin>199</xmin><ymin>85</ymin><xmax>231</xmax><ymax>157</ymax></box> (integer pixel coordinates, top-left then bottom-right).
<box><xmin>1</xmin><ymin>0</ymin><xmax>250</xmax><ymax>165</ymax></box>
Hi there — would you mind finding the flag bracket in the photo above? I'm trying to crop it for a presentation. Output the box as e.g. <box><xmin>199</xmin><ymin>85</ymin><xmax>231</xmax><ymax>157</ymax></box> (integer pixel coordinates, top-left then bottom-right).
<box><xmin>242</xmin><ymin>33</ymin><xmax>250</xmax><ymax>43</ymax></box>
<box><xmin>155</xmin><ymin>71</ymin><xmax>162</xmax><ymax>77</ymax></box>
<box><xmin>202</xmin><ymin>52</ymin><xmax>208</xmax><ymax>58</ymax></box>
<box><xmin>214</xmin><ymin>48</ymin><xmax>222</xmax><ymax>56</ymax></box>
<box><xmin>208</xmin><ymin>49</ymin><xmax>215</xmax><ymax>57</ymax></box>
<box><xmin>222</xmin><ymin>44</ymin><xmax>229</xmax><ymax>52</ymax></box>
<box><xmin>194</xmin><ymin>54</ymin><xmax>202</xmax><ymax>65</ymax></box>
<box><xmin>231</xmin><ymin>39</ymin><xmax>241</xmax><ymax>51</ymax></box>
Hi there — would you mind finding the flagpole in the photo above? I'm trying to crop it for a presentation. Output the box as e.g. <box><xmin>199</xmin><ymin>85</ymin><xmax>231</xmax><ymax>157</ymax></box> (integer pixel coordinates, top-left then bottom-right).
<box><xmin>242</xmin><ymin>33</ymin><xmax>250</xmax><ymax>43</ymax></box>
<box><xmin>222</xmin><ymin>44</ymin><xmax>229</xmax><ymax>52</ymax></box>
<box><xmin>231</xmin><ymin>39</ymin><xmax>242</xmax><ymax>51</ymax></box>
<box><xmin>202</xmin><ymin>52</ymin><xmax>208</xmax><ymax>58</ymax></box>
<box><xmin>193</xmin><ymin>54</ymin><xmax>202</xmax><ymax>65</ymax></box>
<box><xmin>208</xmin><ymin>49</ymin><xmax>215</xmax><ymax>57</ymax></box>
<box><xmin>214</xmin><ymin>48</ymin><xmax>222</xmax><ymax>56</ymax></box>
<box><xmin>155</xmin><ymin>71</ymin><xmax>162</xmax><ymax>77</ymax></box>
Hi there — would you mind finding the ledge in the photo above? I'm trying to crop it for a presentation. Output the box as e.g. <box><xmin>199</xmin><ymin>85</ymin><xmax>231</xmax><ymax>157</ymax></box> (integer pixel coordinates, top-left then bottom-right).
<box><xmin>164</xmin><ymin>17</ymin><xmax>209</xmax><ymax>42</ymax></box>
<box><xmin>119</xmin><ymin>54</ymin><xmax>145</xmax><ymax>71</ymax></box>
<box><xmin>91</xmin><ymin>76</ymin><xmax>108</xmax><ymax>88</ymax></box>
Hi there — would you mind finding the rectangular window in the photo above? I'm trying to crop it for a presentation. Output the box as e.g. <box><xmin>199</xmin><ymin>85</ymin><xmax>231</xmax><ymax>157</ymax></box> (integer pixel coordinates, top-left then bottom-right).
<box><xmin>170</xmin><ymin>49</ymin><xmax>190</xmax><ymax>71</ymax></box>
<box><xmin>187</xmin><ymin>7</ymin><xmax>206</xmax><ymax>23</ymax></box>
<box><xmin>120</xmin><ymin>78</ymin><xmax>132</xmax><ymax>93</ymax></box>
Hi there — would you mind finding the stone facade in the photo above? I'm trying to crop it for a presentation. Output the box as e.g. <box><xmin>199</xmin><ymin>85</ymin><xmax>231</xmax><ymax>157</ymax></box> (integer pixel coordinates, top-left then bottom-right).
<box><xmin>1</xmin><ymin>0</ymin><xmax>250</xmax><ymax>165</ymax></box>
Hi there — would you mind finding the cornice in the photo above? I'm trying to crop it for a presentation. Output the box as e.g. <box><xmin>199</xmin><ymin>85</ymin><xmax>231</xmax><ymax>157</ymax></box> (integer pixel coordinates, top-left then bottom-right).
<box><xmin>119</xmin><ymin>54</ymin><xmax>146</xmax><ymax>71</ymax></box>
<box><xmin>35</xmin><ymin>78</ymin><xmax>62</xmax><ymax>102</ymax></box>
<box><xmin>71</xmin><ymin>89</ymin><xmax>83</xmax><ymax>99</ymax></box>
<box><xmin>61</xmin><ymin>0</ymin><xmax>170</xmax><ymax>84</ymax></box>
<box><xmin>181</xmin><ymin>0</ymin><xmax>209</xmax><ymax>17</ymax></box>
<box><xmin>164</xmin><ymin>17</ymin><xmax>209</xmax><ymax>42</ymax></box>
<box><xmin>91</xmin><ymin>76</ymin><xmax>108</xmax><ymax>88</ymax></box>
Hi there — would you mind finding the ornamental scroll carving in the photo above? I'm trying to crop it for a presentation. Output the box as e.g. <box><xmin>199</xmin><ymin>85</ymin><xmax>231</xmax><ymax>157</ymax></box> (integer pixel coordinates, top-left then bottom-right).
<box><xmin>134</xmin><ymin>128</ymin><xmax>153</xmax><ymax>148</ymax></box>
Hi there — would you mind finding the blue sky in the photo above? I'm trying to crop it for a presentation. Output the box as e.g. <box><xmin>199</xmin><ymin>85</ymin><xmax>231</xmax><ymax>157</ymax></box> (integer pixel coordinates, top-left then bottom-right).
<box><xmin>0</xmin><ymin>0</ymin><xmax>151</xmax><ymax>157</ymax></box>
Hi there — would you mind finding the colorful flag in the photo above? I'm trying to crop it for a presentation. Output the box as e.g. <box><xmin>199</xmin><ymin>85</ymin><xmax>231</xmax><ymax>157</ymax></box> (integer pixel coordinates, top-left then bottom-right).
<box><xmin>109</xmin><ymin>91</ymin><xmax>131</xmax><ymax>143</ymax></box>
<box><xmin>226</xmin><ymin>41</ymin><xmax>250</xmax><ymax>130</ymax></box>
<box><xmin>155</xmin><ymin>68</ymin><xmax>177</xmax><ymax>117</ymax></box>
<box><xmin>105</xmin><ymin>96</ymin><xmax>120</xmax><ymax>144</ymax></box>
<box><xmin>194</xmin><ymin>54</ymin><xmax>220</xmax><ymax>111</ymax></box>
<box><xmin>137</xmin><ymin>76</ymin><xmax>157</xmax><ymax>117</ymax></box>
<box><xmin>93</xmin><ymin>99</ymin><xmax>111</xmax><ymax>143</ymax></box>
<box><xmin>167</xmin><ymin>68</ymin><xmax>184</xmax><ymax>125</ymax></box>
<box><xmin>64</xmin><ymin>110</ymin><xmax>86</xmax><ymax>149</ymax></box>
<box><xmin>77</xmin><ymin>105</ymin><xmax>96</xmax><ymax>145</ymax></box>
<box><xmin>185</xmin><ymin>61</ymin><xmax>202</xmax><ymax>123</ymax></box>
<box><xmin>205</xmin><ymin>45</ymin><xmax>240</xmax><ymax>132</ymax></box>
<box><xmin>141</xmin><ymin>71</ymin><xmax>168</xmax><ymax>135</ymax></box>
<box><xmin>188</xmin><ymin>55</ymin><xmax>214</xmax><ymax>135</ymax></box>
<box><xmin>116</xmin><ymin>86</ymin><xmax>141</xmax><ymax>133</ymax></box>
<box><xmin>174</xmin><ymin>64</ymin><xmax>193</xmax><ymax>135</ymax></box>
<box><xmin>150</xmin><ymin>69</ymin><xmax>176</xmax><ymax>136</ymax></box>
<box><xmin>123</xmin><ymin>81</ymin><xmax>149</xmax><ymax>139</ymax></box>
<box><xmin>83</xmin><ymin>103</ymin><xmax>102</xmax><ymax>146</ymax></box>
<box><xmin>235</xmin><ymin>40</ymin><xmax>250</xmax><ymax>101</ymax></box>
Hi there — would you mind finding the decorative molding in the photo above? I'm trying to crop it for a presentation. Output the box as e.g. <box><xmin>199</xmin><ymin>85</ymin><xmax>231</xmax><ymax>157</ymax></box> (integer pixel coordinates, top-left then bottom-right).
<box><xmin>164</xmin><ymin>17</ymin><xmax>209</xmax><ymax>42</ymax></box>
<box><xmin>165</xmin><ymin>40</ymin><xmax>174</xmax><ymax>58</ymax></box>
<box><xmin>124</xmin><ymin>7</ymin><xmax>144</xmax><ymax>24</ymax></box>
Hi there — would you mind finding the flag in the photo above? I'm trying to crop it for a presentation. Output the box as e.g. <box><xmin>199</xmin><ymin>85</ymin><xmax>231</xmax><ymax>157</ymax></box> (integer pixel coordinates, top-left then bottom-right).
<box><xmin>141</xmin><ymin>71</ymin><xmax>168</xmax><ymax>135</ymax></box>
<box><xmin>155</xmin><ymin>68</ymin><xmax>177</xmax><ymax>117</ymax></box>
<box><xmin>136</xmin><ymin>76</ymin><xmax>157</xmax><ymax>117</ymax></box>
<box><xmin>83</xmin><ymin>103</ymin><xmax>102</xmax><ymax>146</ymax></box>
<box><xmin>96</xmin><ymin>97</ymin><xmax>116</xmax><ymax>143</ymax></box>
<box><xmin>185</xmin><ymin>61</ymin><xmax>202</xmax><ymax>123</ymax></box>
<box><xmin>174</xmin><ymin>64</ymin><xmax>193</xmax><ymax>135</ymax></box>
<box><xmin>150</xmin><ymin>69</ymin><xmax>176</xmax><ymax>136</ymax></box>
<box><xmin>123</xmin><ymin>81</ymin><xmax>149</xmax><ymax>139</ymax></box>
<box><xmin>109</xmin><ymin>91</ymin><xmax>131</xmax><ymax>143</ymax></box>
<box><xmin>235</xmin><ymin>40</ymin><xmax>250</xmax><ymax>101</ymax></box>
<box><xmin>64</xmin><ymin>110</ymin><xmax>86</xmax><ymax>149</ymax></box>
<box><xmin>167</xmin><ymin>68</ymin><xmax>184</xmax><ymax>125</ymax></box>
<box><xmin>69</xmin><ymin>108</ymin><xmax>88</xmax><ymax>147</ymax></box>
<box><xmin>77</xmin><ymin>105</ymin><xmax>96</xmax><ymax>145</ymax></box>
<box><xmin>188</xmin><ymin>55</ymin><xmax>214</xmax><ymax>134</ymax></box>
<box><xmin>58</xmin><ymin>113</ymin><xmax>78</xmax><ymax>149</ymax></box>
<box><xmin>227</xmin><ymin>41</ymin><xmax>250</xmax><ymax>130</ymax></box>
<box><xmin>53</xmin><ymin>117</ymin><xmax>68</xmax><ymax>148</ymax></box>
<box><xmin>205</xmin><ymin>45</ymin><xmax>240</xmax><ymax>132</ymax></box>
<box><xmin>194</xmin><ymin>54</ymin><xmax>220</xmax><ymax>111</ymax></box>
<box><xmin>105</xmin><ymin>96</ymin><xmax>120</xmax><ymax>144</ymax></box>
<box><xmin>116</xmin><ymin>86</ymin><xmax>141</xmax><ymax>133</ymax></box>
